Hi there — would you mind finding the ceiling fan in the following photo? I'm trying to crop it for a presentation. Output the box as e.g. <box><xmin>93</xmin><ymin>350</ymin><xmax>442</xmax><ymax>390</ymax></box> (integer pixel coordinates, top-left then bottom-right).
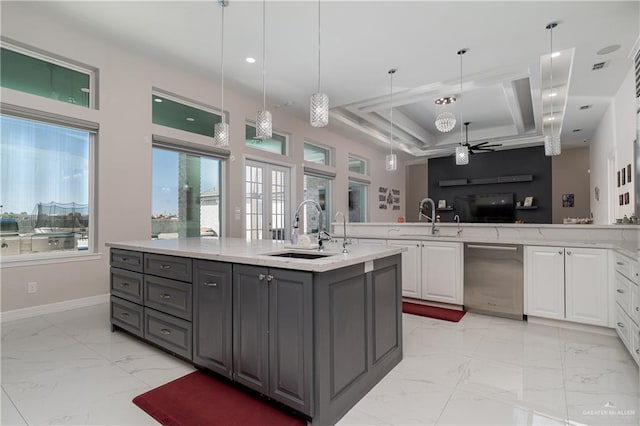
<box><xmin>461</xmin><ymin>122</ymin><xmax>502</xmax><ymax>154</ymax></box>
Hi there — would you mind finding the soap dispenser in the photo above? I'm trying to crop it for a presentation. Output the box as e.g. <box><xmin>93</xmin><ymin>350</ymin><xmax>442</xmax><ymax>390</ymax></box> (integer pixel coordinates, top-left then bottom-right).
<box><xmin>291</xmin><ymin>217</ymin><xmax>299</xmax><ymax>245</ymax></box>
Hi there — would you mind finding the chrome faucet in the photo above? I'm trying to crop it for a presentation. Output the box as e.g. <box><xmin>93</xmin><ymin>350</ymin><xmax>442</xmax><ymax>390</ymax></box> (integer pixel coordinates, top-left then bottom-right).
<box><xmin>334</xmin><ymin>211</ymin><xmax>350</xmax><ymax>253</ymax></box>
<box><xmin>453</xmin><ymin>214</ymin><xmax>462</xmax><ymax>237</ymax></box>
<box><xmin>418</xmin><ymin>197</ymin><xmax>438</xmax><ymax>235</ymax></box>
<box><xmin>294</xmin><ymin>200</ymin><xmax>331</xmax><ymax>249</ymax></box>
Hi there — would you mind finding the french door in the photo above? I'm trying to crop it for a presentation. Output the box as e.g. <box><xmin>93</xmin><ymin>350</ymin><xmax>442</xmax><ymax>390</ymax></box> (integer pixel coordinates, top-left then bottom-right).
<box><xmin>245</xmin><ymin>160</ymin><xmax>291</xmax><ymax>241</ymax></box>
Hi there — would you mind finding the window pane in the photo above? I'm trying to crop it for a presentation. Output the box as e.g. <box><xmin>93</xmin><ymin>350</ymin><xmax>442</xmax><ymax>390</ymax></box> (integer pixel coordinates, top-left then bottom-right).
<box><xmin>152</xmin><ymin>147</ymin><xmax>221</xmax><ymax>238</ymax></box>
<box><xmin>0</xmin><ymin>48</ymin><xmax>91</xmax><ymax>108</ymax></box>
<box><xmin>348</xmin><ymin>156</ymin><xmax>367</xmax><ymax>174</ymax></box>
<box><xmin>152</xmin><ymin>95</ymin><xmax>221</xmax><ymax>138</ymax></box>
<box><xmin>245</xmin><ymin>124</ymin><xmax>286</xmax><ymax>155</ymax></box>
<box><xmin>304</xmin><ymin>143</ymin><xmax>330</xmax><ymax>165</ymax></box>
<box><xmin>349</xmin><ymin>181</ymin><xmax>368</xmax><ymax>222</ymax></box>
<box><xmin>303</xmin><ymin>174</ymin><xmax>331</xmax><ymax>234</ymax></box>
<box><xmin>1</xmin><ymin>115</ymin><xmax>91</xmax><ymax>255</ymax></box>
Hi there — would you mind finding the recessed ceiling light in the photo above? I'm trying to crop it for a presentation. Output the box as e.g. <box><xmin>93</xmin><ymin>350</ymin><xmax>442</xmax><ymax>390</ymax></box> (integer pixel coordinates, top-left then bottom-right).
<box><xmin>551</xmin><ymin>52</ymin><xmax>561</xmax><ymax>58</ymax></box>
<box><xmin>549</xmin><ymin>92</ymin><xmax>557</xmax><ymax>97</ymax></box>
<box><xmin>186</xmin><ymin>117</ymin><xmax>195</xmax><ymax>122</ymax></box>
<box><xmin>434</xmin><ymin>96</ymin><xmax>456</xmax><ymax>105</ymax></box>
<box><xmin>80</xmin><ymin>87</ymin><xmax>90</xmax><ymax>93</ymax></box>
<box><xmin>597</xmin><ymin>44</ymin><xmax>621</xmax><ymax>55</ymax></box>
<box><xmin>154</xmin><ymin>98</ymin><xmax>163</xmax><ymax>103</ymax></box>
<box><xmin>245</xmin><ymin>57</ymin><xmax>256</xmax><ymax>63</ymax></box>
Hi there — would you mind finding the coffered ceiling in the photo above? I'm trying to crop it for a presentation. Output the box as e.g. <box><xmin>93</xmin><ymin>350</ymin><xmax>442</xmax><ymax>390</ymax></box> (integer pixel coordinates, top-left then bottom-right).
<box><xmin>12</xmin><ymin>1</ymin><xmax>639</xmax><ymax>158</ymax></box>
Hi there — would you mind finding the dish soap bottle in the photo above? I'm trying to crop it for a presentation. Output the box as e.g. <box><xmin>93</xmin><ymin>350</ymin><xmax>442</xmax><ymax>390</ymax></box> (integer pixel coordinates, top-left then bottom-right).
<box><xmin>291</xmin><ymin>217</ymin><xmax>299</xmax><ymax>245</ymax></box>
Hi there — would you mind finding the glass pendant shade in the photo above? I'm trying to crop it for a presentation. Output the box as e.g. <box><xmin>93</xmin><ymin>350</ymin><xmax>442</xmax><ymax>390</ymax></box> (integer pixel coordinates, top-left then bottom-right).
<box><xmin>385</xmin><ymin>153</ymin><xmax>397</xmax><ymax>171</ymax></box>
<box><xmin>544</xmin><ymin>134</ymin><xmax>561</xmax><ymax>156</ymax></box>
<box><xmin>310</xmin><ymin>92</ymin><xmax>329</xmax><ymax>127</ymax></box>
<box><xmin>435</xmin><ymin>112</ymin><xmax>456</xmax><ymax>133</ymax></box>
<box><xmin>214</xmin><ymin>121</ymin><xmax>229</xmax><ymax>147</ymax></box>
<box><xmin>256</xmin><ymin>110</ymin><xmax>272</xmax><ymax>139</ymax></box>
<box><xmin>455</xmin><ymin>145</ymin><xmax>469</xmax><ymax>165</ymax></box>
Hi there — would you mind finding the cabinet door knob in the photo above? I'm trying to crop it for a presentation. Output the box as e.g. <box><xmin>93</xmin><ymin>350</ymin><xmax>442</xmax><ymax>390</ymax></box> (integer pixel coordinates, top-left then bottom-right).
<box><xmin>636</xmin><ymin>349</ymin><xmax>639</xmax><ymax>354</ymax></box>
<box><xmin>204</xmin><ymin>281</ymin><xmax>217</xmax><ymax>287</ymax></box>
<box><xmin>617</xmin><ymin>262</ymin><xmax>625</xmax><ymax>266</ymax></box>
<box><xmin>121</xmin><ymin>282</ymin><xmax>130</xmax><ymax>288</ymax></box>
<box><xmin>160</xmin><ymin>328</ymin><xmax>171</xmax><ymax>335</ymax></box>
<box><xmin>160</xmin><ymin>293</ymin><xmax>171</xmax><ymax>299</ymax></box>
<box><xmin>617</xmin><ymin>289</ymin><xmax>625</xmax><ymax>294</ymax></box>
<box><xmin>566</xmin><ymin>251</ymin><xmax>572</xmax><ymax>255</ymax></box>
<box><xmin>121</xmin><ymin>257</ymin><xmax>128</xmax><ymax>262</ymax></box>
<box><xmin>617</xmin><ymin>322</ymin><xmax>625</xmax><ymax>328</ymax></box>
<box><xmin>635</xmin><ymin>307</ymin><xmax>639</xmax><ymax>312</ymax></box>
<box><xmin>267</xmin><ymin>274</ymin><xmax>274</xmax><ymax>282</ymax></box>
<box><xmin>258</xmin><ymin>274</ymin><xmax>266</xmax><ymax>281</ymax></box>
<box><xmin>120</xmin><ymin>312</ymin><xmax>129</xmax><ymax>318</ymax></box>
<box><xmin>558</xmin><ymin>251</ymin><xmax>563</xmax><ymax>255</ymax></box>
<box><xmin>160</xmin><ymin>264</ymin><xmax>172</xmax><ymax>270</ymax></box>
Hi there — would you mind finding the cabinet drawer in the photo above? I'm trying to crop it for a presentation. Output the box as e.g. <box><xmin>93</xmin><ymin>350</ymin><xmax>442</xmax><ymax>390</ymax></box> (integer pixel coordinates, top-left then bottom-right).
<box><xmin>615</xmin><ymin>273</ymin><xmax>631</xmax><ymax>313</ymax></box>
<box><xmin>144</xmin><ymin>253</ymin><xmax>192</xmax><ymax>282</ymax></box>
<box><xmin>144</xmin><ymin>308</ymin><xmax>192</xmax><ymax>360</ymax></box>
<box><xmin>111</xmin><ymin>268</ymin><xmax>143</xmax><ymax>304</ymax></box>
<box><xmin>111</xmin><ymin>296</ymin><xmax>144</xmax><ymax>338</ymax></box>
<box><xmin>615</xmin><ymin>304</ymin><xmax>632</xmax><ymax>349</ymax></box>
<box><xmin>633</xmin><ymin>331</ymin><xmax>640</xmax><ymax>364</ymax></box>
<box><xmin>110</xmin><ymin>249</ymin><xmax>143</xmax><ymax>273</ymax></box>
<box><xmin>614</xmin><ymin>252</ymin><xmax>636</xmax><ymax>282</ymax></box>
<box><xmin>144</xmin><ymin>275</ymin><xmax>192</xmax><ymax>320</ymax></box>
<box><xmin>631</xmin><ymin>283</ymin><xmax>640</xmax><ymax>326</ymax></box>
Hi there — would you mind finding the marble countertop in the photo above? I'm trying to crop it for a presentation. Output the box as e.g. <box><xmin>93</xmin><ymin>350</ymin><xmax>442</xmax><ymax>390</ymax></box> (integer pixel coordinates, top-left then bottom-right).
<box><xmin>106</xmin><ymin>238</ymin><xmax>403</xmax><ymax>272</ymax></box>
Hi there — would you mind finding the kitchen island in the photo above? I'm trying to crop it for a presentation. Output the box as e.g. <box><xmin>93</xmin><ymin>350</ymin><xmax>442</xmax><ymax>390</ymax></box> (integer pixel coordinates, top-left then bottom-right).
<box><xmin>107</xmin><ymin>238</ymin><xmax>403</xmax><ymax>425</ymax></box>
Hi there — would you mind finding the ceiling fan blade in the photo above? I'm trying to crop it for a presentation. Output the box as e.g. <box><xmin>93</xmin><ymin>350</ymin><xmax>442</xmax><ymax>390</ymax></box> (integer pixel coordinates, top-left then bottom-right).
<box><xmin>471</xmin><ymin>141</ymin><xmax>491</xmax><ymax>148</ymax></box>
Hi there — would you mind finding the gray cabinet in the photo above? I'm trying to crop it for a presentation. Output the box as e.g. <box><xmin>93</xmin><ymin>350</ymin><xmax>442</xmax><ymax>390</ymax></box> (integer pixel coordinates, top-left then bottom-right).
<box><xmin>233</xmin><ymin>264</ymin><xmax>313</xmax><ymax>416</ymax></box>
<box><xmin>193</xmin><ymin>260</ymin><xmax>233</xmax><ymax>378</ymax></box>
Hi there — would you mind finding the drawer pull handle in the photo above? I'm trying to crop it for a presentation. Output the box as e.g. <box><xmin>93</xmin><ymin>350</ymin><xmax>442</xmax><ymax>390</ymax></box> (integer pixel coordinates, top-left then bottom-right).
<box><xmin>121</xmin><ymin>282</ymin><xmax>130</xmax><ymax>288</ymax></box>
<box><xmin>258</xmin><ymin>274</ymin><xmax>266</xmax><ymax>281</ymax></box>
<box><xmin>617</xmin><ymin>322</ymin><xmax>625</xmax><ymax>328</ymax></box>
<box><xmin>267</xmin><ymin>274</ymin><xmax>274</xmax><ymax>282</ymax></box>
<box><xmin>617</xmin><ymin>262</ymin><xmax>625</xmax><ymax>266</ymax></box>
<box><xmin>636</xmin><ymin>349</ymin><xmax>640</xmax><ymax>354</ymax></box>
<box><xmin>566</xmin><ymin>251</ymin><xmax>572</xmax><ymax>255</ymax></box>
<box><xmin>204</xmin><ymin>282</ymin><xmax>217</xmax><ymax>287</ymax></box>
<box><xmin>160</xmin><ymin>293</ymin><xmax>171</xmax><ymax>299</ymax></box>
<box><xmin>558</xmin><ymin>251</ymin><xmax>563</xmax><ymax>255</ymax></box>
<box><xmin>160</xmin><ymin>328</ymin><xmax>171</xmax><ymax>335</ymax></box>
<box><xmin>617</xmin><ymin>289</ymin><xmax>625</xmax><ymax>294</ymax></box>
<box><xmin>121</xmin><ymin>257</ymin><xmax>128</xmax><ymax>262</ymax></box>
<box><xmin>636</xmin><ymin>307</ymin><xmax>639</xmax><ymax>312</ymax></box>
<box><xmin>120</xmin><ymin>312</ymin><xmax>129</xmax><ymax>318</ymax></box>
<box><xmin>160</xmin><ymin>264</ymin><xmax>172</xmax><ymax>270</ymax></box>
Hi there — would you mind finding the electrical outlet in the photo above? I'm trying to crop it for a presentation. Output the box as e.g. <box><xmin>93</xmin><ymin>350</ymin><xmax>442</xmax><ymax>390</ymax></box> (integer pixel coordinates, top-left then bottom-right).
<box><xmin>27</xmin><ymin>281</ymin><xmax>37</xmax><ymax>294</ymax></box>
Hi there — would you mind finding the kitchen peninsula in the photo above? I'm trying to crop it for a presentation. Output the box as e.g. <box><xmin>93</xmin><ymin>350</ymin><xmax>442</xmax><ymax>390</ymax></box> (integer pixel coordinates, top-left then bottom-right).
<box><xmin>106</xmin><ymin>238</ymin><xmax>402</xmax><ymax>425</ymax></box>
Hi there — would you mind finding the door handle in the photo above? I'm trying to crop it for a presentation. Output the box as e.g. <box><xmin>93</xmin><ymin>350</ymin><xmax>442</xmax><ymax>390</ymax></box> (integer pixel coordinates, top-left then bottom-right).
<box><xmin>267</xmin><ymin>274</ymin><xmax>274</xmax><ymax>282</ymax></box>
<box><xmin>160</xmin><ymin>264</ymin><xmax>171</xmax><ymax>270</ymax></box>
<box><xmin>160</xmin><ymin>293</ymin><xmax>171</xmax><ymax>299</ymax></box>
<box><xmin>258</xmin><ymin>274</ymin><xmax>266</xmax><ymax>281</ymax></box>
<box><xmin>160</xmin><ymin>328</ymin><xmax>171</xmax><ymax>335</ymax></box>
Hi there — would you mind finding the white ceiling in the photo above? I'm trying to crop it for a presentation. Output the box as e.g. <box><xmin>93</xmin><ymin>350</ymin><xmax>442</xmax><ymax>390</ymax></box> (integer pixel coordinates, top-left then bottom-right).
<box><xmin>21</xmin><ymin>0</ymin><xmax>640</xmax><ymax>158</ymax></box>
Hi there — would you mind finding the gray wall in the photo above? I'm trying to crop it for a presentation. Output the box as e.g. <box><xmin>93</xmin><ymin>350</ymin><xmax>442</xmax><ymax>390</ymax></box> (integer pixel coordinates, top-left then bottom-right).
<box><xmin>552</xmin><ymin>147</ymin><xmax>590</xmax><ymax>224</ymax></box>
<box><xmin>405</xmin><ymin>162</ymin><xmax>428</xmax><ymax>222</ymax></box>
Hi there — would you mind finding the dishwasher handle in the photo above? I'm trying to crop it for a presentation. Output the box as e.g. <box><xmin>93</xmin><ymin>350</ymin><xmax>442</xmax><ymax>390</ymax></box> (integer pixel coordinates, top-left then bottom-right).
<box><xmin>466</xmin><ymin>244</ymin><xmax>519</xmax><ymax>252</ymax></box>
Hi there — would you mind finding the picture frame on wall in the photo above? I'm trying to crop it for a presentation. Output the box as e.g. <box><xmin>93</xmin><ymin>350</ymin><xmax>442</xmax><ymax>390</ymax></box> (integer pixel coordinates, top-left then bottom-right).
<box><xmin>618</xmin><ymin>171</ymin><xmax>621</xmax><ymax>187</ymax></box>
<box><xmin>524</xmin><ymin>196</ymin><xmax>534</xmax><ymax>207</ymax></box>
<box><xmin>620</xmin><ymin>194</ymin><xmax>624</xmax><ymax>205</ymax></box>
<box><xmin>622</xmin><ymin>167</ymin><xmax>626</xmax><ymax>185</ymax></box>
<box><xmin>438</xmin><ymin>199</ymin><xmax>447</xmax><ymax>209</ymax></box>
<box><xmin>628</xmin><ymin>164</ymin><xmax>632</xmax><ymax>183</ymax></box>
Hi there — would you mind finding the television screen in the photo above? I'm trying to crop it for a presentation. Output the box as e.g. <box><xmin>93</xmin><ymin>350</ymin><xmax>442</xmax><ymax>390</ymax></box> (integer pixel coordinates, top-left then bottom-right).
<box><xmin>454</xmin><ymin>193</ymin><xmax>515</xmax><ymax>223</ymax></box>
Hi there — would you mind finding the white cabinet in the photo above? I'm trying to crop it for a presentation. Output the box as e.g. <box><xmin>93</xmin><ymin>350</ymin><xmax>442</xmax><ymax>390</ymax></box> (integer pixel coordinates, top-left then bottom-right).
<box><xmin>388</xmin><ymin>240</ymin><xmax>462</xmax><ymax>305</ymax></box>
<box><xmin>614</xmin><ymin>251</ymin><xmax>640</xmax><ymax>365</ymax></box>
<box><xmin>526</xmin><ymin>246</ymin><xmax>608</xmax><ymax>327</ymax></box>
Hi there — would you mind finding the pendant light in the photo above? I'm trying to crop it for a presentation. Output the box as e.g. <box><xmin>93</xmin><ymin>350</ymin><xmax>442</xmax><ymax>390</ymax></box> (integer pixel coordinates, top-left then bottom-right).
<box><xmin>310</xmin><ymin>0</ymin><xmax>329</xmax><ymax>127</ymax></box>
<box><xmin>256</xmin><ymin>0</ymin><xmax>272</xmax><ymax>139</ymax></box>
<box><xmin>435</xmin><ymin>96</ymin><xmax>456</xmax><ymax>133</ymax></box>
<box><xmin>385</xmin><ymin>68</ymin><xmax>397</xmax><ymax>171</ymax></box>
<box><xmin>214</xmin><ymin>0</ymin><xmax>229</xmax><ymax>147</ymax></box>
<box><xmin>455</xmin><ymin>49</ymin><xmax>469</xmax><ymax>165</ymax></box>
<box><xmin>544</xmin><ymin>22</ymin><xmax>561</xmax><ymax>156</ymax></box>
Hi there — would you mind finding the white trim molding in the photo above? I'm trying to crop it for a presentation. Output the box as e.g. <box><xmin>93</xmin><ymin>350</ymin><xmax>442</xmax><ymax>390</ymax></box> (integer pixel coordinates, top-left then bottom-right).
<box><xmin>1</xmin><ymin>293</ymin><xmax>109</xmax><ymax>323</ymax></box>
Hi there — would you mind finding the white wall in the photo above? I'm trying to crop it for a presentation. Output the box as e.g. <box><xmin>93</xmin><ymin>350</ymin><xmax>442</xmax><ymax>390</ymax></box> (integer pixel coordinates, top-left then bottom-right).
<box><xmin>0</xmin><ymin>3</ymin><xmax>405</xmax><ymax>312</ymax></box>
<box><xmin>590</xmin><ymin>67</ymin><xmax>636</xmax><ymax>224</ymax></box>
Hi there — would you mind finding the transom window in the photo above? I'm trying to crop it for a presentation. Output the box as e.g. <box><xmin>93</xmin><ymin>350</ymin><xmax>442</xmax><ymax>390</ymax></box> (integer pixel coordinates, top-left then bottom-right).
<box><xmin>304</xmin><ymin>142</ymin><xmax>332</xmax><ymax>165</ymax></box>
<box><xmin>152</xmin><ymin>93</ymin><xmax>222</xmax><ymax>138</ymax></box>
<box><xmin>348</xmin><ymin>155</ymin><xmax>368</xmax><ymax>175</ymax></box>
<box><xmin>0</xmin><ymin>44</ymin><xmax>94</xmax><ymax>108</ymax></box>
<box><xmin>245</xmin><ymin>124</ymin><xmax>287</xmax><ymax>155</ymax></box>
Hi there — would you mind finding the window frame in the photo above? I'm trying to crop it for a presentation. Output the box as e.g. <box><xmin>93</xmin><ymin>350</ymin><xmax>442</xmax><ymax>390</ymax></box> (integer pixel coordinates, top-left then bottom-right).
<box><xmin>303</xmin><ymin>140</ymin><xmax>334</xmax><ymax>166</ymax></box>
<box><xmin>244</xmin><ymin>121</ymin><xmax>289</xmax><ymax>156</ymax></box>
<box><xmin>348</xmin><ymin>178</ymin><xmax>369</xmax><ymax>223</ymax></box>
<box><xmin>1</xmin><ymin>40</ymin><xmax>97</xmax><ymax>110</ymax></box>
<box><xmin>0</xmin><ymin>106</ymin><xmax>98</xmax><ymax>265</ymax></box>
<box><xmin>151</xmin><ymin>89</ymin><xmax>224</xmax><ymax>139</ymax></box>
<box><xmin>348</xmin><ymin>154</ymin><xmax>369</xmax><ymax>175</ymax></box>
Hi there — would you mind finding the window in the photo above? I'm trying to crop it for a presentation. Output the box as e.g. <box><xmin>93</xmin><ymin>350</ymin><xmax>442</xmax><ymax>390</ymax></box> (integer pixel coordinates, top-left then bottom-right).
<box><xmin>245</xmin><ymin>161</ymin><xmax>291</xmax><ymax>241</ymax></box>
<box><xmin>1</xmin><ymin>114</ymin><xmax>94</xmax><ymax>256</ymax></box>
<box><xmin>152</xmin><ymin>145</ymin><xmax>223</xmax><ymax>239</ymax></box>
<box><xmin>245</xmin><ymin>124</ymin><xmax>287</xmax><ymax>155</ymax></box>
<box><xmin>348</xmin><ymin>180</ymin><xmax>368</xmax><ymax>222</ymax></box>
<box><xmin>0</xmin><ymin>45</ymin><xmax>94</xmax><ymax>108</ymax></box>
<box><xmin>152</xmin><ymin>93</ymin><xmax>221</xmax><ymax>138</ymax></box>
<box><xmin>348</xmin><ymin>155</ymin><xmax>368</xmax><ymax>174</ymax></box>
<box><xmin>304</xmin><ymin>142</ymin><xmax>331</xmax><ymax>165</ymax></box>
<box><xmin>302</xmin><ymin>173</ymin><xmax>332</xmax><ymax>234</ymax></box>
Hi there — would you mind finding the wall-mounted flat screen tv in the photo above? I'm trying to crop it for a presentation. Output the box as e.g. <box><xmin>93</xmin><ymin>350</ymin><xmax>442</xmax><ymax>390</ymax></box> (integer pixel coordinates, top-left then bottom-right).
<box><xmin>454</xmin><ymin>193</ymin><xmax>515</xmax><ymax>223</ymax></box>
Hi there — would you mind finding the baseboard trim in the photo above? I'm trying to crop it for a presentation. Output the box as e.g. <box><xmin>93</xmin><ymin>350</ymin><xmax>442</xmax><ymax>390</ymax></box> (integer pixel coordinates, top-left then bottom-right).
<box><xmin>527</xmin><ymin>316</ymin><xmax>616</xmax><ymax>336</ymax></box>
<box><xmin>402</xmin><ymin>297</ymin><xmax>464</xmax><ymax>311</ymax></box>
<box><xmin>1</xmin><ymin>294</ymin><xmax>109</xmax><ymax>323</ymax></box>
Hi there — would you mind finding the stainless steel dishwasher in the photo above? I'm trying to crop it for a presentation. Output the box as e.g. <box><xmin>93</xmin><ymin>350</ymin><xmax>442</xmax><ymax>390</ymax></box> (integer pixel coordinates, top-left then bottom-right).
<box><xmin>463</xmin><ymin>243</ymin><xmax>524</xmax><ymax>320</ymax></box>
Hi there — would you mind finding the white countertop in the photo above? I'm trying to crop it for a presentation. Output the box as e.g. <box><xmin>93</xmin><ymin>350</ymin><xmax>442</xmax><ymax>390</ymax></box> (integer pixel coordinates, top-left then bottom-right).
<box><xmin>106</xmin><ymin>238</ymin><xmax>403</xmax><ymax>272</ymax></box>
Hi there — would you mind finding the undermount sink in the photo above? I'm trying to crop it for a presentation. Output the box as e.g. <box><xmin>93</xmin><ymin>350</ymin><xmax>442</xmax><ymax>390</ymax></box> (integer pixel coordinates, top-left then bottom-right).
<box><xmin>265</xmin><ymin>251</ymin><xmax>336</xmax><ymax>259</ymax></box>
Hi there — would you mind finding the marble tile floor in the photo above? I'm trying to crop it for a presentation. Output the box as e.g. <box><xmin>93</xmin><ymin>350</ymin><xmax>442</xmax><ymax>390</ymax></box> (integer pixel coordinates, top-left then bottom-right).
<box><xmin>1</xmin><ymin>303</ymin><xmax>638</xmax><ymax>426</ymax></box>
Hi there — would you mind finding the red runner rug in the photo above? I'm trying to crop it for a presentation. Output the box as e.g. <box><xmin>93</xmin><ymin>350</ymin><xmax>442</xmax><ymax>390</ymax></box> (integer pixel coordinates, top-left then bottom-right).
<box><xmin>133</xmin><ymin>371</ymin><xmax>307</xmax><ymax>426</ymax></box>
<box><xmin>402</xmin><ymin>301</ymin><xmax>465</xmax><ymax>322</ymax></box>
